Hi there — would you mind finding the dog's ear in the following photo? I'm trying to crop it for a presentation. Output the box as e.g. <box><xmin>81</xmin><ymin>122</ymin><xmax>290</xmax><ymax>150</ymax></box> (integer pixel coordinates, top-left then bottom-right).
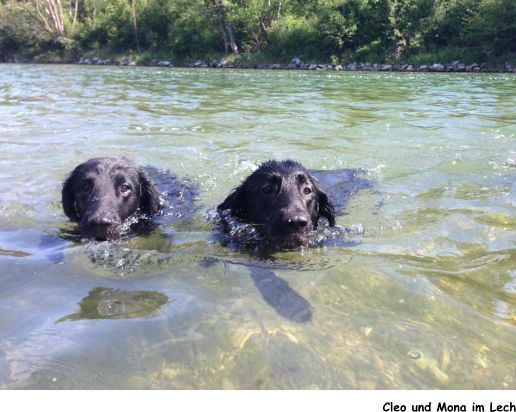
<box><xmin>218</xmin><ymin>184</ymin><xmax>246</xmax><ymax>218</ymax></box>
<box><xmin>62</xmin><ymin>171</ymin><xmax>80</xmax><ymax>220</ymax></box>
<box><xmin>138</xmin><ymin>168</ymin><xmax>160</xmax><ymax>215</ymax></box>
<box><xmin>314</xmin><ymin>180</ymin><xmax>335</xmax><ymax>226</ymax></box>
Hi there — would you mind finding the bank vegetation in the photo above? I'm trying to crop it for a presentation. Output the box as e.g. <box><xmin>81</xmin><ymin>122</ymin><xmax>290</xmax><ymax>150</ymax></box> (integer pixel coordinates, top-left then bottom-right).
<box><xmin>1</xmin><ymin>0</ymin><xmax>515</xmax><ymax>66</ymax></box>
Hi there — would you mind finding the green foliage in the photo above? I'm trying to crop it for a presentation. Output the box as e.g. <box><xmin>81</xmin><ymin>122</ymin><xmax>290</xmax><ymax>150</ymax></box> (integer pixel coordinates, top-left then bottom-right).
<box><xmin>463</xmin><ymin>0</ymin><xmax>516</xmax><ymax>55</ymax></box>
<box><xmin>0</xmin><ymin>0</ymin><xmax>52</xmax><ymax>54</ymax></box>
<box><xmin>1</xmin><ymin>0</ymin><xmax>515</xmax><ymax>63</ymax></box>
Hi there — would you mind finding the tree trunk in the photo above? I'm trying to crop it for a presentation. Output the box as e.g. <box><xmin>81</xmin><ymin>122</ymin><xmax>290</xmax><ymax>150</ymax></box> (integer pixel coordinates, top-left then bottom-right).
<box><xmin>343</xmin><ymin>4</ymin><xmax>345</xmax><ymax>17</ymax></box>
<box><xmin>268</xmin><ymin>0</ymin><xmax>271</xmax><ymax>27</ymax></box>
<box><xmin>45</xmin><ymin>0</ymin><xmax>65</xmax><ymax>38</ymax></box>
<box><xmin>226</xmin><ymin>6</ymin><xmax>238</xmax><ymax>53</ymax></box>
<box><xmin>55</xmin><ymin>0</ymin><xmax>65</xmax><ymax>36</ymax></box>
<box><xmin>19</xmin><ymin>0</ymin><xmax>66</xmax><ymax>41</ymax></box>
<box><xmin>276</xmin><ymin>0</ymin><xmax>281</xmax><ymax>21</ymax></box>
<box><xmin>46</xmin><ymin>0</ymin><xmax>64</xmax><ymax>38</ymax></box>
<box><xmin>131</xmin><ymin>0</ymin><xmax>141</xmax><ymax>53</ymax></box>
<box><xmin>260</xmin><ymin>18</ymin><xmax>267</xmax><ymax>39</ymax></box>
<box><xmin>215</xmin><ymin>1</ymin><xmax>228</xmax><ymax>54</ymax></box>
<box><xmin>34</xmin><ymin>0</ymin><xmax>57</xmax><ymax>41</ymax></box>
<box><xmin>69</xmin><ymin>0</ymin><xmax>71</xmax><ymax>17</ymax></box>
<box><xmin>73</xmin><ymin>0</ymin><xmax>78</xmax><ymax>23</ymax></box>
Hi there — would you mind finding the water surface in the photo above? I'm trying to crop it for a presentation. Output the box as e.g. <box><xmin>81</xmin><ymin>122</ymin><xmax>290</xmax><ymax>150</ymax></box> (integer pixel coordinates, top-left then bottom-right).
<box><xmin>1</xmin><ymin>65</ymin><xmax>516</xmax><ymax>389</ymax></box>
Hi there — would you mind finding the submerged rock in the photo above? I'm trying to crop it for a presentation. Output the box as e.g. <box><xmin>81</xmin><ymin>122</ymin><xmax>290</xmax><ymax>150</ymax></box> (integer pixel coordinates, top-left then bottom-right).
<box><xmin>327</xmin><ymin>348</ymin><xmax>349</xmax><ymax>366</ymax></box>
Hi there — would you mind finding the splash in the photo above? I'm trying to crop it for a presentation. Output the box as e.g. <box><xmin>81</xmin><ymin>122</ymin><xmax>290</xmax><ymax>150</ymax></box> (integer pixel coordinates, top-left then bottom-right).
<box><xmin>205</xmin><ymin>208</ymin><xmax>263</xmax><ymax>243</ymax></box>
<box><xmin>204</xmin><ymin>207</ymin><xmax>354</xmax><ymax>248</ymax></box>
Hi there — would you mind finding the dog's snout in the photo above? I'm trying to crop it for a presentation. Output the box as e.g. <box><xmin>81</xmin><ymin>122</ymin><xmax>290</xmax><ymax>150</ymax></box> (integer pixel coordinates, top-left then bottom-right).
<box><xmin>87</xmin><ymin>214</ymin><xmax>115</xmax><ymax>228</ymax></box>
<box><xmin>283</xmin><ymin>214</ymin><xmax>309</xmax><ymax>231</ymax></box>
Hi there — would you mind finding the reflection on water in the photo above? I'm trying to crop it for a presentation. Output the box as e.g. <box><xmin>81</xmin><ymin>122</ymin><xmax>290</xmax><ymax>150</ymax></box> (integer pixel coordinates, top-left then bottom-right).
<box><xmin>1</xmin><ymin>66</ymin><xmax>516</xmax><ymax>389</ymax></box>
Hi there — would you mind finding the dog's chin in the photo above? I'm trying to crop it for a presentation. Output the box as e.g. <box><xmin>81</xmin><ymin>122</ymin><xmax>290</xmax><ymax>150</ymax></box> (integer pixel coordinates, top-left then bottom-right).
<box><xmin>268</xmin><ymin>230</ymin><xmax>312</xmax><ymax>249</ymax></box>
<box><xmin>81</xmin><ymin>223</ymin><xmax>122</xmax><ymax>242</ymax></box>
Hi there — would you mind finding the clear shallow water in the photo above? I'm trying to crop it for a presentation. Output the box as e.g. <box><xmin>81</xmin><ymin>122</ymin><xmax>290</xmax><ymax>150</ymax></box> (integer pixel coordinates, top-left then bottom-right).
<box><xmin>1</xmin><ymin>65</ymin><xmax>516</xmax><ymax>389</ymax></box>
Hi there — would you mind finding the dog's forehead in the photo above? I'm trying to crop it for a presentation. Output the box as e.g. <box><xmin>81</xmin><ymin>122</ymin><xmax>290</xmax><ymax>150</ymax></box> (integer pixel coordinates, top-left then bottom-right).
<box><xmin>76</xmin><ymin>159</ymin><xmax>139</xmax><ymax>182</ymax></box>
<box><xmin>253</xmin><ymin>161</ymin><xmax>310</xmax><ymax>181</ymax></box>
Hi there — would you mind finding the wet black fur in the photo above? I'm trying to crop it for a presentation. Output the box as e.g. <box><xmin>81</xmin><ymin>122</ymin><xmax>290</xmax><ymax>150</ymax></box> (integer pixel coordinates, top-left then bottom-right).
<box><xmin>62</xmin><ymin>157</ymin><xmax>160</xmax><ymax>241</ymax></box>
<box><xmin>218</xmin><ymin>159</ymin><xmax>335</xmax><ymax>249</ymax></box>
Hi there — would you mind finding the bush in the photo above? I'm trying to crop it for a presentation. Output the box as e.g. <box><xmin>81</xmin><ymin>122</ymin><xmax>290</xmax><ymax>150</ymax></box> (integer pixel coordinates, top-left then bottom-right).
<box><xmin>1</xmin><ymin>0</ymin><xmax>515</xmax><ymax>65</ymax></box>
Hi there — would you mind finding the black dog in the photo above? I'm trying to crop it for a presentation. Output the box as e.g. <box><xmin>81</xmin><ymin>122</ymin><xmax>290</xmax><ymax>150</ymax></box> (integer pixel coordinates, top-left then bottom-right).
<box><xmin>62</xmin><ymin>157</ymin><xmax>160</xmax><ymax>241</ymax></box>
<box><xmin>218</xmin><ymin>160</ymin><xmax>335</xmax><ymax>249</ymax></box>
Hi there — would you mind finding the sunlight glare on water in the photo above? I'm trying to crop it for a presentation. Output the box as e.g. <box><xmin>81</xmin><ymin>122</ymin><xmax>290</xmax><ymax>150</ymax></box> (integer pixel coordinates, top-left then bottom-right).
<box><xmin>0</xmin><ymin>65</ymin><xmax>516</xmax><ymax>389</ymax></box>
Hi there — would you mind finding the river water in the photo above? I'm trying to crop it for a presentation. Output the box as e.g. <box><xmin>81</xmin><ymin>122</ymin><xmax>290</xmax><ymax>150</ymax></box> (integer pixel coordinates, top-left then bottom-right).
<box><xmin>1</xmin><ymin>64</ymin><xmax>516</xmax><ymax>389</ymax></box>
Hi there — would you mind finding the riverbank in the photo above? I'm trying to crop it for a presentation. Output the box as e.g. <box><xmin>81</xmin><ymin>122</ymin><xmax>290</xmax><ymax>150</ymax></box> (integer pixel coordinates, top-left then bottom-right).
<box><xmin>3</xmin><ymin>54</ymin><xmax>516</xmax><ymax>73</ymax></box>
<box><xmin>0</xmin><ymin>57</ymin><xmax>516</xmax><ymax>73</ymax></box>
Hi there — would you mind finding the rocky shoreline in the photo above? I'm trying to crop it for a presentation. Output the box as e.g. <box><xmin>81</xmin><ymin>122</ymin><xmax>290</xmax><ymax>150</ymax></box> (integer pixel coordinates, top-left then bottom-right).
<box><xmin>3</xmin><ymin>55</ymin><xmax>515</xmax><ymax>73</ymax></box>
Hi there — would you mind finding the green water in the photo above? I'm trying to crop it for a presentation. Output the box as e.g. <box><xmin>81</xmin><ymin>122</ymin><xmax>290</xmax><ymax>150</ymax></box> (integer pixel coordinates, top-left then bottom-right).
<box><xmin>1</xmin><ymin>65</ymin><xmax>516</xmax><ymax>389</ymax></box>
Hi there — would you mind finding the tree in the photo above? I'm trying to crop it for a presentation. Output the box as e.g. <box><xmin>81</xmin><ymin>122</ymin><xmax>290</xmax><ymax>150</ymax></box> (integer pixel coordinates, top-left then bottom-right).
<box><xmin>16</xmin><ymin>0</ymin><xmax>66</xmax><ymax>42</ymax></box>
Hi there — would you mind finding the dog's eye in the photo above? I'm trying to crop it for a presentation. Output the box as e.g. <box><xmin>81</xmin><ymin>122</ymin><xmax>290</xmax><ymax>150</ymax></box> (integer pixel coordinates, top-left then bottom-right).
<box><xmin>303</xmin><ymin>187</ymin><xmax>312</xmax><ymax>195</ymax></box>
<box><xmin>82</xmin><ymin>183</ymin><xmax>91</xmax><ymax>192</ymax></box>
<box><xmin>262</xmin><ymin>186</ymin><xmax>272</xmax><ymax>194</ymax></box>
<box><xmin>120</xmin><ymin>184</ymin><xmax>129</xmax><ymax>193</ymax></box>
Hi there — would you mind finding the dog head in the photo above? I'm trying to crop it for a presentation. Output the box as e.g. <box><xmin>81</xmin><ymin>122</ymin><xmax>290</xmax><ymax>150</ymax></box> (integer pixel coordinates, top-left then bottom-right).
<box><xmin>218</xmin><ymin>160</ymin><xmax>335</xmax><ymax>249</ymax></box>
<box><xmin>62</xmin><ymin>157</ymin><xmax>160</xmax><ymax>241</ymax></box>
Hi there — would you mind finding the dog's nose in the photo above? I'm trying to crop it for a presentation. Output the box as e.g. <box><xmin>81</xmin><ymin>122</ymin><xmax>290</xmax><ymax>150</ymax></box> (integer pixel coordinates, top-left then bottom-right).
<box><xmin>283</xmin><ymin>214</ymin><xmax>309</xmax><ymax>231</ymax></box>
<box><xmin>87</xmin><ymin>215</ymin><xmax>115</xmax><ymax>228</ymax></box>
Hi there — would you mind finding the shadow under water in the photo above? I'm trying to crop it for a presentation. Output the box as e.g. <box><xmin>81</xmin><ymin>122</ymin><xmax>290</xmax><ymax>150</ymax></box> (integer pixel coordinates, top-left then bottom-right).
<box><xmin>56</xmin><ymin>287</ymin><xmax>171</xmax><ymax>322</ymax></box>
